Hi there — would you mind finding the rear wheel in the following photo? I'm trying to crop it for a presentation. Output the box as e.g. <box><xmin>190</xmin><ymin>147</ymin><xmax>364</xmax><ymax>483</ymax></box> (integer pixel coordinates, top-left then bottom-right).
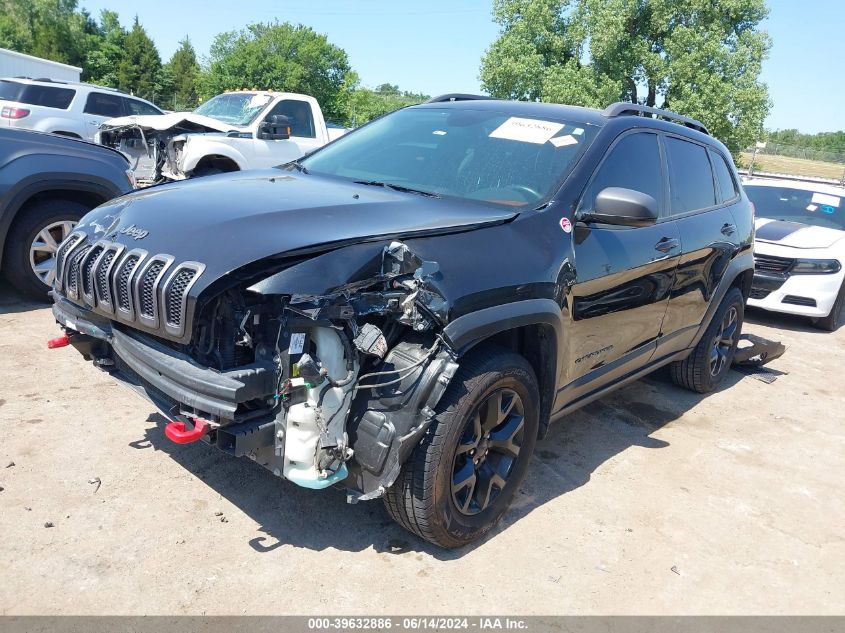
<box><xmin>813</xmin><ymin>281</ymin><xmax>845</xmax><ymax>332</ymax></box>
<box><xmin>2</xmin><ymin>198</ymin><xmax>89</xmax><ymax>300</ymax></box>
<box><xmin>384</xmin><ymin>345</ymin><xmax>539</xmax><ymax>548</ymax></box>
<box><xmin>670</xmin><ymin>287</ymin><xmax>744</xmax><ymax>393</ymax></box>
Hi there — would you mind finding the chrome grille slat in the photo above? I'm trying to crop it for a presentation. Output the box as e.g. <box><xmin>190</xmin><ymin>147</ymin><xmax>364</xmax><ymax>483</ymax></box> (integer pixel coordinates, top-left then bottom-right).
<box><xmin>161</xmin><ymin>262</ymin><xmax>205</xmax><ymax>337</ymax></box>
<box><xmin>80</xmin><ymin>245</ymin><xmax>104</xmax><ymax>305</ymax></box>
<box><xmin>133</xmin><ymin>255</ymin><xmax>174</xmax><ymax>330</ymax></box>
<box><xmin>65</xmin><ymin>244</ymin><xmax>92</xmax><ymax>300</ymax></box>
<box><xmin>55</xmin><ymin>232</ymin><xmax>83</xmax><ymax>286</ymax></box>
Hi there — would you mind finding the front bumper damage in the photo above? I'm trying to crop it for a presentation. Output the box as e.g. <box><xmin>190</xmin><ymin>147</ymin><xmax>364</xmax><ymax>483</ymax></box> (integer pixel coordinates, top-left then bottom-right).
<box><xmin>50</xmin><ymin>240</ymin><xmax>460</xmax><ymax>500</ymax></box>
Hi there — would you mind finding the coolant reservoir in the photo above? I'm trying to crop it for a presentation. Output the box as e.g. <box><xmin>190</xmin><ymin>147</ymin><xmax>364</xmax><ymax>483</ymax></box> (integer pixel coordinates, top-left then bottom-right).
<box><xmin>284</xmin><ymin>327</ymin><xmax>357</xmax><ymax>489</ymax></box>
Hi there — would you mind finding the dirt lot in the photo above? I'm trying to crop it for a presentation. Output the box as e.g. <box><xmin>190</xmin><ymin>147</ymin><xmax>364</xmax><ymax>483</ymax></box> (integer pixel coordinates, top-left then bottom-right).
<box><xmin>0</xmin><ymin>279</ymin><xmax>843</xmax><ymax>615</ymax></box>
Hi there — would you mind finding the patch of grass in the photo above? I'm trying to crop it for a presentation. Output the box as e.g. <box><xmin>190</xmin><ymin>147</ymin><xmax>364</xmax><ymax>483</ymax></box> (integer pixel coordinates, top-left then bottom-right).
<box><xmin>741</xmin><ymin>152</ymin><xmax>845</xmax><ymax>180</ymax></box>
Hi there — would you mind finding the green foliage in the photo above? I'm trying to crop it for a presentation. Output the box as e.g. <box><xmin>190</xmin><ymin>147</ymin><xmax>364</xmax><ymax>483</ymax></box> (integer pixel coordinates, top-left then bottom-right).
<box><xmin>167</xmin><ymin>37</ymin><xmax>201</xmax><ymax>110</ymax></box>
<box><xmin>765</xmin><ymin>129</ymin><xmax>845</xmax><ymax>156</ymax></box>
<box><xmin>117</xmin><ymin>16</ymin><xmax>162</xmax><ymax>102</ymax></box>
<box><xmin>203</xmin><ymin>22</ymin><xmax>354</xmax><ymax>122</ymax></box>
<box><xmin>82</xmin><ymin>10</ymin><xmax>126</xmax><ymax>87</ymax></box>
<box><xmin>480</xmin><ymin>0</ymin><xmax>773</xmax><ymax>156</ymax></box>
<box><xmin>0</xmin><ymin>0</ymin><xmax>95</xmax><ymax>68</ymax></box>
<box><xmin>345</xmin><ymin>84</ymin><xmax>429</xmax><ymax>127</ymax></box>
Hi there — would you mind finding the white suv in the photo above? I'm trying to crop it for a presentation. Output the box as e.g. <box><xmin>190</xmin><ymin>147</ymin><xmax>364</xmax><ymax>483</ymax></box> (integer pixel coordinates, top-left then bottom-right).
<box><xmin>745</xmin><ymin>178</ymin><xmax>845</xmax><ymax>331</ymax></box>
<box><xmin>0</xmin><ymin>78</ymin><xmax>162</xmax><ymax>142</ymax></box>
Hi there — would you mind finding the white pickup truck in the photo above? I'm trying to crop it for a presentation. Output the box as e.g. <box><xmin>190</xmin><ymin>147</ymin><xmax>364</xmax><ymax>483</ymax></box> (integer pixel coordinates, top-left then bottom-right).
<box><xmin>96</xmin><ymin>91</ymin><xmax>346</xmax><ymax>184</ymax></box>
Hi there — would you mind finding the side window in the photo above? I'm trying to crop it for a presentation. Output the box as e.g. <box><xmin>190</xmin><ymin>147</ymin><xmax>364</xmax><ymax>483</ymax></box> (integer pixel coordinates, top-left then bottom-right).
<box><xmin>264</xmin><ymin>99</ymin><xmax>315</xmax><ymax>138</ymax></box>
<box><xmin>664</xmin><ymin>136</ymin><xmax>716</xmax><ymax>214</ymax></box>
<box><xmin>125</xmin><ymin>98</ymin><xmax>161</xmax><ymax>116</ymax></box>
<box><xmin>84</xmin><ymin>92</ymin><xmax>125</xmax><ymax>117</ymax></box>
<box><xmin>710</xmin><ymin>149</ymin><xmax>739</xmax><ymax>203</ymax></box>
<box><xmin>581</xmin><ymin>132</ymin><xmax>663</xmax><ymax>214</ymax></box>
<box><xmin>18</xmin><ymin>85</ymin><xmax>75</xmax><ymax>109</ymax></box>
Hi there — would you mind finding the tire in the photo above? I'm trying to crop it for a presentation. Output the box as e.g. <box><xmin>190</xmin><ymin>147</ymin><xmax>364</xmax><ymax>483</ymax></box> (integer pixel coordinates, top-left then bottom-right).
<box><xmin>384</xmin><ymin>344</ymin><xmax>540</xmax><ymax>548</ymax></box>
<box><xmin>813</xmin><ymin>281</ymin><xmax>845</xmax><ymax>332</ymax></box>
<box><xmin>191</xmin><ymin>166</ymin><xmax>224</xmax><ymax>178</ymax></box>
<box><xmin>670</xmin><ymin>287</ymin><xmax>744</xmax><ymax>394</ymax></box>
<box><xmin>1</xmin><ymin>198</ymin><xmax>90</xmax><ymax>301</ymax></box>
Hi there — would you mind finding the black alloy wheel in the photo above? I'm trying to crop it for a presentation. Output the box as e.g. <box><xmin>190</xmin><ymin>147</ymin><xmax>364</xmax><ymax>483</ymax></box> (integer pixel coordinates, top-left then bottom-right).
<box><xmin>451</xmin><ymin>388</ymin><xmax>525</xmax><ymax>516</ymax></box>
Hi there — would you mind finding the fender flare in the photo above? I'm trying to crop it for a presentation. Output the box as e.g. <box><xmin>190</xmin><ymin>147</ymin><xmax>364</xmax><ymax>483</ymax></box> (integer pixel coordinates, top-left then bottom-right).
<box><xmin>0</xmin><ymin>174</ymin><xmax>120</xmax><ymax>268</ymax></box>
<box><xmin>690</xmin><ymin>250</ymin><xmax>755</xmax><ymax>347</ymax></box>
<box><xmin>442</xmin><ymin>298</ymin><xmax>565</xmax><ymax>356</ymax></box>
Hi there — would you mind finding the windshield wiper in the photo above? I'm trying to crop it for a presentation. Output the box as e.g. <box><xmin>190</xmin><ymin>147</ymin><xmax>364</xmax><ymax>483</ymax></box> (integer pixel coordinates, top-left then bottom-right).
<box><xmin>354</xmin><ymin>180</ymin><xmax>441</xmax><ymax>198</ymax></box>
<box><xmin>286</xmin><ymin>159</ymin><xmax>309</xmax><ymax>174</ymax></box>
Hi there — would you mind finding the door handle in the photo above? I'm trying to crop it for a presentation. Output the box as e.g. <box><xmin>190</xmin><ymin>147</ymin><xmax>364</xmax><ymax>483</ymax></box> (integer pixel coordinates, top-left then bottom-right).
<box><xmin>721</xmin><ymin>223</ymin><xmax>736</xmax><ymax>236</ymax></box>
<box><xmin>654</xmin><ymin>237</ymin><xmax>680</xmax><ymax>253</ymax></box>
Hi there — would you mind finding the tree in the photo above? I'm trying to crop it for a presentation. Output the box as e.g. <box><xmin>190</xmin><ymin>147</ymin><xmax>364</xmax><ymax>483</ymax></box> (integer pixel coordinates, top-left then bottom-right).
<box><xmin>166</xmin><ymin>37</ymin><xmax>200</xmax><ymax>110</ymax></box>
<box><xmin>117</xmin><ymin>16</ymin><xmax>162</xmax><ymax>101</ymax></box>
<box><xmin>203</xmin><ymin>22</ymin><xmax>354</xmax><ymax>122</ymax></box>
<box><xmin>82</xmin><ymin>10</ymin><xmax>126</xmax><ymax>87</ymax></box>
<box><xmin>480</xmin><ymin>0</ymin><xmax>772</xmax><ymax>155</ymax></box>
<box><xmin>0</xmin><ymin>0</ymin><xmax>94</xmax><ymax>68</ymax></box>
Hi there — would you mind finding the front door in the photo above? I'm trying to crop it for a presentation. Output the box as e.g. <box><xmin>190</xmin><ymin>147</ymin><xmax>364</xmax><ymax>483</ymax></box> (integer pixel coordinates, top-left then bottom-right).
<box><xmin>560</xmin><ymin>131</ymin><xmax>680</xmax><ymax>402</ymax></box>
<box><xmin>249</xmin><ymin>98</ymin><xmax>323</xmax><ymax>168</ymax></box>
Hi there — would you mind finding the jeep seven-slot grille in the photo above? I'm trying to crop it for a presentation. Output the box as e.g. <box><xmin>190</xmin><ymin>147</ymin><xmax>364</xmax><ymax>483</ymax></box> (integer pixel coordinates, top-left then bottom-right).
<box><xmin>56</xmin><ymin>237</ymin><xmax>204</xmax><ymax>339</ymax></box>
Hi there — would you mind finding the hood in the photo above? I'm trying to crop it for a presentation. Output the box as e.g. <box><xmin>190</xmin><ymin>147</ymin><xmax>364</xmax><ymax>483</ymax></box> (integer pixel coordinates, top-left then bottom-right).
<box><xmin>755</xmin><ymin>217</ymin><xmax>845</xmax><ymax>249</ymax></box>
<box><xmin>99</xmin><ymin>111</ymin><xmax>236</xmax><ymax>133</ymax></box>
<box><xmin>76</xmin><ymin>169</ymin><xmax>517</xmax><ymax>295</ymax></box>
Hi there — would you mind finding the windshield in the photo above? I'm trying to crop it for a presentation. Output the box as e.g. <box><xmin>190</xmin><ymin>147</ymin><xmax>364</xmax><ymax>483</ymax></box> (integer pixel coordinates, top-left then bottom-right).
<box><xmin>193</xmin><ymin>93</ymin><xmax>273</xmax><ymax>126</ymax></box>
<box><xmin>745</xmin><ymin>184</ymin><xmax>845</xmax><ymax>231</ymax></box>
<box><xmin>299</xmin><ymin>107</ymin><xmax>597</xmax><ymax>207</ymax></box>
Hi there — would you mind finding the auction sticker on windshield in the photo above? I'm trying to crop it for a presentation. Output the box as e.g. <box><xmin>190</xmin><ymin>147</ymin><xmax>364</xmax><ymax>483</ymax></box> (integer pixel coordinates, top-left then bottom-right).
<box><xmin>490</xmin><ymin>117</ymin><xmax>565</xmax><ymax>144</ymax></box>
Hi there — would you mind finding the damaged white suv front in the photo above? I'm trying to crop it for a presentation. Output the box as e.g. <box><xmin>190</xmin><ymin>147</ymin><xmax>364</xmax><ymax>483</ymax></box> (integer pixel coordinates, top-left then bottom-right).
<box><xmin>97</xmin><ymin>91</ymin><xmax>345</xmax><ymax>185</ymax></box>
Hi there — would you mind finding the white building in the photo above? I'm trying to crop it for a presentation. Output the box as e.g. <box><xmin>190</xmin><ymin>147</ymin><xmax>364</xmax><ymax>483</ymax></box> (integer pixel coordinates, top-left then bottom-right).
<box><xmin>0</xmin><ymin>48</ymin><xmax>81</xmax><ymax>82</ymax></box>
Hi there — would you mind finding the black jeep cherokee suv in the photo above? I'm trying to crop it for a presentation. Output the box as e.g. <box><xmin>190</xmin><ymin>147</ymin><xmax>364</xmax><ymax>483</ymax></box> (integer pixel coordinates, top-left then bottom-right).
<box><xmin>50</xmin><ymin>96</ymin><xmax>754</xmax><ymax>548</ymax></box>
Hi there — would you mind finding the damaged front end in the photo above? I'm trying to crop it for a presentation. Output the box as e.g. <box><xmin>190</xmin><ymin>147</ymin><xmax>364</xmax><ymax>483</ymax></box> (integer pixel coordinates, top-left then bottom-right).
<box><xmin>52</xmin><ymin>238</ymin><xmax>458</xmax><ymax>500</ymax></box>
<box><xmin>97</xmin><ymin>116</ymin><xmax>226</xmax><ymax>184</ymax></box>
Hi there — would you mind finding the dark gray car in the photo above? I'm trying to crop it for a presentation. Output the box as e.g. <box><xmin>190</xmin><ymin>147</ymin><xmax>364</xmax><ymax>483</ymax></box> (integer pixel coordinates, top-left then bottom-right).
<box><xmin>0</xmin><ymin>128</ymin><xmax>132</xmax><ymax>299</ymax></box>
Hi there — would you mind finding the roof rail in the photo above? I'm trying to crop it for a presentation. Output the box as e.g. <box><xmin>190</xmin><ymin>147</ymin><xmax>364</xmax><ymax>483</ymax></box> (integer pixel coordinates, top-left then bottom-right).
<box><xmin>603</xmin><ymin>102</ymin><xmax>709</xmax><ymax>135</ymax></box>
<box><xmin>425</xmin><ymin>93</ymin><xmax>495</xmax><ymax>104</ymax></box>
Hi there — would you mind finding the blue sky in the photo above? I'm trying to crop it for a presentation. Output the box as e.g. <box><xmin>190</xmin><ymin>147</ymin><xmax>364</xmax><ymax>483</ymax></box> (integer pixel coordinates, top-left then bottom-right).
<box><xmin>79</xmin><ymin>0</ymin><xmax>842</xmax><ymax>133</ymax></box>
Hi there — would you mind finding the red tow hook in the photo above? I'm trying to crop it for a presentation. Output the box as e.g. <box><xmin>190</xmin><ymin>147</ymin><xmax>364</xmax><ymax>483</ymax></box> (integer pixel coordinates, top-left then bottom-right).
<box><xmin>47</xmin><ymin>334</ymin><xmax>70</xmax><ymax>349</ymax></box>
<box><xmin>165</xmin><ymin>417</ymin><xmax>209</xmax><ymax>444</ymax></box>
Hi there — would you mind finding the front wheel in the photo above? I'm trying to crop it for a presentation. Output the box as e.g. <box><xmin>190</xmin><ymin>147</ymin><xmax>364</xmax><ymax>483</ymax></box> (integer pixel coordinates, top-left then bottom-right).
<box><xmin>2</xmin><ymin>198</ymin><xmax>89</xmax><ymax>300</ymax></box>
<box><xmin>813</xmin><ymin>280</ymin><xmax>845</xmax><ymax>332</ymax></box>
<box><xmin>384</xmin><ymin>345</ymin><xmax>539</xmax><ymax>548</ymax></box>
<box><xmin>670</xmin><ymin>287</ymin><xmax>744</xmax><ymax>393</ymax></box>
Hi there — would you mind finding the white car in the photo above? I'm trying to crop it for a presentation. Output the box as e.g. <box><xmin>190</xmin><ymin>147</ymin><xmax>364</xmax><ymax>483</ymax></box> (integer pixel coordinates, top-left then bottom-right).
<box><xmin>96</xmin><ymin>91</ymin><xmax>347</xmax><ymax>184</ymax></box>
<box><xmin>0</xmin><ymin>77</ymin><xmax>162</xmax><ymax>142</ymax></box>
<box><xmin>745</xmin><ymin>178</ymin><xmax>845</xmax><ymax>330</ymax></box>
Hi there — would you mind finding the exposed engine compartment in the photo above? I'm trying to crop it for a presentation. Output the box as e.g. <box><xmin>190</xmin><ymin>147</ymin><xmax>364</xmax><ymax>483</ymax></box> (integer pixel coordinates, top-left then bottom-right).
<box><xmin>52</xmin><ymin>238</ymin><xmax>458</xmax><ymax>499</ymax></box>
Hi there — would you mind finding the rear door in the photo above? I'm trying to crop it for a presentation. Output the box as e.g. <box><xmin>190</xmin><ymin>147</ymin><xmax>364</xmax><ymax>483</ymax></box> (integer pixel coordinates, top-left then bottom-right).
<box><xmin>657</xmin><ymin>136</ymin><xmax>742</xmax><ymax>354</ymax></box>
<box><xmin>562</xmin><ymin>130</ymin><xmax>681</xmax><ymax>395</ymax></box>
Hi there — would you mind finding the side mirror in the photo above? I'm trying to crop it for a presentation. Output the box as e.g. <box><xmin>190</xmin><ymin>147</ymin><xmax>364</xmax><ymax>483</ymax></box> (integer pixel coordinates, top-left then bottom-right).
<box><xmin>582</xmin><ymin>187</ymin><xmax>659</xmax><ymax>227</ymax></box>
<box><xmin>258</xmin><ymin>114</ymin><xmax>291</xmax><ymax>140</ymax></box>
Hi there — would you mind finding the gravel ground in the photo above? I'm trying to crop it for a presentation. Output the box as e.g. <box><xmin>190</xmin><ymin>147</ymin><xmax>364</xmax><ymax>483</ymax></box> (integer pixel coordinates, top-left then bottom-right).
<box><xmin>0</xmin><ymin>279</ymin><xmax>843</xmax><ymax>615</ymax></box>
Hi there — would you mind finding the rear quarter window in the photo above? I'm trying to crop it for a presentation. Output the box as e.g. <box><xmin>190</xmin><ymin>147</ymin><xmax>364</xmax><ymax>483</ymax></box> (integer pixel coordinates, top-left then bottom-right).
<box><xmin>710</xmin><ymin>149</ymin><xmax>739</xmax><ymax>203</ymax></box>
<box><xmin>1</xmin><ymin>82</ymin><xmax>75</xmax><ymax>109</ymax></box>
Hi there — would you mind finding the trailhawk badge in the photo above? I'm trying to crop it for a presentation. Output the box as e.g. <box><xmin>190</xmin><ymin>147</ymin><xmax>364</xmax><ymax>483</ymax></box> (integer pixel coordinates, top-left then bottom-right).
<box><xmin>119</xmin><ymin>224</ymin><xmax>149</xmax><ymax>240</ymax></box>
